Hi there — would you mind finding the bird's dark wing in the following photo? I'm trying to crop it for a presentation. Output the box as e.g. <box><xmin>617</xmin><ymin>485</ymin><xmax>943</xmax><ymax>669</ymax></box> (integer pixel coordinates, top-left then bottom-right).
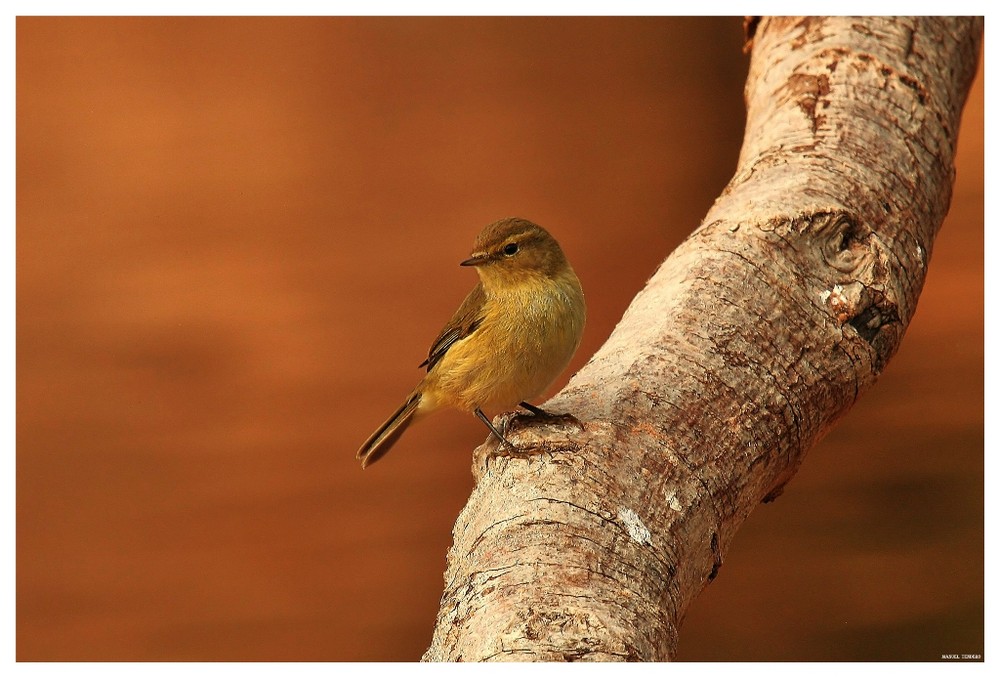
<box><xmin>420</xmin><ymin>282</ymin><xmax>487</xmax><ymax>372</ymax></box>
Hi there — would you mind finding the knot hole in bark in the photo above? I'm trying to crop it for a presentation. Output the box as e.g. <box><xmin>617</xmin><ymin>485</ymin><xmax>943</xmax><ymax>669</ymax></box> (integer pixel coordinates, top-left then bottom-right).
<box><xmin>805</xmin><ymin>211</ymin><xmax>902</xmax><ymax>370</ymax></box>
<box><xmin>819</xmin><ymin>213</ymin><xmax>873</xmax><ymax>273</ymax></box>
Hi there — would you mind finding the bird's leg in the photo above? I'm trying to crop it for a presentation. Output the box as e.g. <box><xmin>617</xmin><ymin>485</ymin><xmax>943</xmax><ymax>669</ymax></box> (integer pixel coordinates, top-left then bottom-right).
<box><xmin>517</xmin><ymin>401</ymin><xmax>584</xmax><ymax>430</ymax></box>
<box><xmin>474</xmin><ymin>407</ymin><xmax>517</xmax><ymax>450</ymax></box>
<box><xmin>475</xmin><ymin>407</ymin><xmax>551</xmax><ymax>462</ymax></box>
<box><xmin>518</xmin><ymin>401</ymin><xmax>550</xmax><ymax>417</ymax></box>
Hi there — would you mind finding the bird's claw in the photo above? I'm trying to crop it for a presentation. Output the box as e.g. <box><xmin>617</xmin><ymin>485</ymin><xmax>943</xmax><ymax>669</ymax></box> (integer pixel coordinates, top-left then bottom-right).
<box><xmin>511</xmin><ymin>406</ymin><xmax>584</xmax><ymax>432</ymax></box>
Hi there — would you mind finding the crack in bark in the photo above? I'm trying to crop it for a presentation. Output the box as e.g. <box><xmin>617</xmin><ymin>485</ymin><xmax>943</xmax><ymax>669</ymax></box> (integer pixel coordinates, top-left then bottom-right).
<box><xmin>467</xmin><ymin>514</ymin><xmax>529</xmax><ymax>555</ymax></box>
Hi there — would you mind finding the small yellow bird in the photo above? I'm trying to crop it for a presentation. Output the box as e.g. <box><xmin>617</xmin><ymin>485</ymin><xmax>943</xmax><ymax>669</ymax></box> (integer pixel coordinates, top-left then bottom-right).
<box><xmin>357</xmin><ymin>217</ymin><xmax>586</xmax><ymax>468</ymax></box>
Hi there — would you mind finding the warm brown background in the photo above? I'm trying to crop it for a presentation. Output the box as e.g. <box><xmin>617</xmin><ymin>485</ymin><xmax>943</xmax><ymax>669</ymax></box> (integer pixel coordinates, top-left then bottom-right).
<box><xmin>16</xmin><ymin>17</ymin><xmax>983</xmax><ymax>661</ymax></box>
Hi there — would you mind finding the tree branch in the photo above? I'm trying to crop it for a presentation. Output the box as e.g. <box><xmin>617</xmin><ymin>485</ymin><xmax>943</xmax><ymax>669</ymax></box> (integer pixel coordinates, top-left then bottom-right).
<box><xmin>421</xmin><ymin>16</ymin><xmax>983</xmax><ymax>662</ymax></box>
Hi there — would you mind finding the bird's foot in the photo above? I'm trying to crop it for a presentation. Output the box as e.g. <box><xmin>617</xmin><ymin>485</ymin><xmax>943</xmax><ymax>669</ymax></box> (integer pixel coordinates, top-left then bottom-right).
<box><xmin>512</xmin><ymin>401</ymin><xmax>585</xmax><ymax>431</ymax></box>
<box><xmin>472</xmin><ymin>405</ymin><xmax>585</xmax><ymax>476</ymax></box>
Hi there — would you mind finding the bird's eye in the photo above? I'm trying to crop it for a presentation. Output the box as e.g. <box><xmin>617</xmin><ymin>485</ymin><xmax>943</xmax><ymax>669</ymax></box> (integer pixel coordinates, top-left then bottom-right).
<box><xmin>503</xmin><ymin>242</ymin><xmax>519</xmax><ymax>256</ymax></box>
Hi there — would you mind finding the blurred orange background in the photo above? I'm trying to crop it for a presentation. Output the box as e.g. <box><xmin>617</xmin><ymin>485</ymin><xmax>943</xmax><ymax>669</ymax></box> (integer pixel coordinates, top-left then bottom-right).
<box><xmin>16</xmin><ymin>17</ymin><xmax>982</xmax><ymax>661</ymax></box>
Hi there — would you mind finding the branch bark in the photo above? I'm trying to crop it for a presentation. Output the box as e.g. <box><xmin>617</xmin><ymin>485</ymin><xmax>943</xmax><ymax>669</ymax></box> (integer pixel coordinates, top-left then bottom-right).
<box><xmin>421</xmin><ymin>16</ymin><xmax>983</xmax><ymax>662</ymax></box>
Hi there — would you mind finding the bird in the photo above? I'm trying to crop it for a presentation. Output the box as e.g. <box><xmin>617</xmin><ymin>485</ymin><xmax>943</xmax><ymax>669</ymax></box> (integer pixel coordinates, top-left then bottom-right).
<box><xmin>357</xmin><ymin>217</ymin><xmax>586</xmax><ymax>468</ymax></box>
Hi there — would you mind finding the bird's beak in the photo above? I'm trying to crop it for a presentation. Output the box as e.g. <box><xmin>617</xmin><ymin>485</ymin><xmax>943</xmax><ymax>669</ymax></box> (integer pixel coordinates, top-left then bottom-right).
<box><xmin>460</xmin><ymin>252</ymin><xmax>490</xmax><ymax>267</ymax></box>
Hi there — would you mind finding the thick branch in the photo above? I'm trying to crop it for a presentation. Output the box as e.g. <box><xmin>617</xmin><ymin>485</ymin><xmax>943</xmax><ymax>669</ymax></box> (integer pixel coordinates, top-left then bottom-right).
<box><xmin>422</xmin><ymin>16</ymin><xmax>982</xmax><ymax>662</ymax></box>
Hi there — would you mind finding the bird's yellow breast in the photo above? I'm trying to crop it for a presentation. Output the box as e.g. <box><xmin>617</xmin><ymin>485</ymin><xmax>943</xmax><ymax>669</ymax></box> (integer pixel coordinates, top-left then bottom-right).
<box><xmin>420</xmin><ymin>270</ymin><xmax>585</xmax><ymax>414</ymax></box>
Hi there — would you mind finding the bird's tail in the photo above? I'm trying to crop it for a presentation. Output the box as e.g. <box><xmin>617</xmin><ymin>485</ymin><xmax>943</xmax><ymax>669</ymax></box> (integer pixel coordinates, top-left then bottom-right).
<box><xmin>357</xmin><ymin>392</ymin><xmax>422</xmax><ymax>468</ymax></box>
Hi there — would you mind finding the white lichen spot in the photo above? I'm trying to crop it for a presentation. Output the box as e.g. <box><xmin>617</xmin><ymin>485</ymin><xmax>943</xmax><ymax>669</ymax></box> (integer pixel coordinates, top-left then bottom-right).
<box><xmin>829</xmin><ymin>285</ymin><xmax>847</xmax><ymax>305</ymax></box>
<box><xmin>664</xmin><ymin>489</ymin><xmax>683</xmax><ymax>512</ymax></box>
<box><xmin>822</xmin><ymin>284</ymin><xmax>847</xmax><ymax>309</ymax></box>
<box><xmin>820</xmin><ymin>284</ymin><xmax>852</xmax><ymax>323</ymax></box>
<box><xmin>916</xmin><ymin>243</ymin><xmax>924</xmax><ymax>267</ymax></box>
<box><xmin>617</xmin><ymin>507</ymin><xmax>652</xmax><ymax>546</ymax></box>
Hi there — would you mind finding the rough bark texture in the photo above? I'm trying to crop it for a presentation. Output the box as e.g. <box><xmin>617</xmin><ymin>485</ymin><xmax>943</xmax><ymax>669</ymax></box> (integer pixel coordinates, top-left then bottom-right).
<box><xmin>421</xmin><ymin>16</ymin><xmax>983</xmax><ymax>662</ymax></box>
